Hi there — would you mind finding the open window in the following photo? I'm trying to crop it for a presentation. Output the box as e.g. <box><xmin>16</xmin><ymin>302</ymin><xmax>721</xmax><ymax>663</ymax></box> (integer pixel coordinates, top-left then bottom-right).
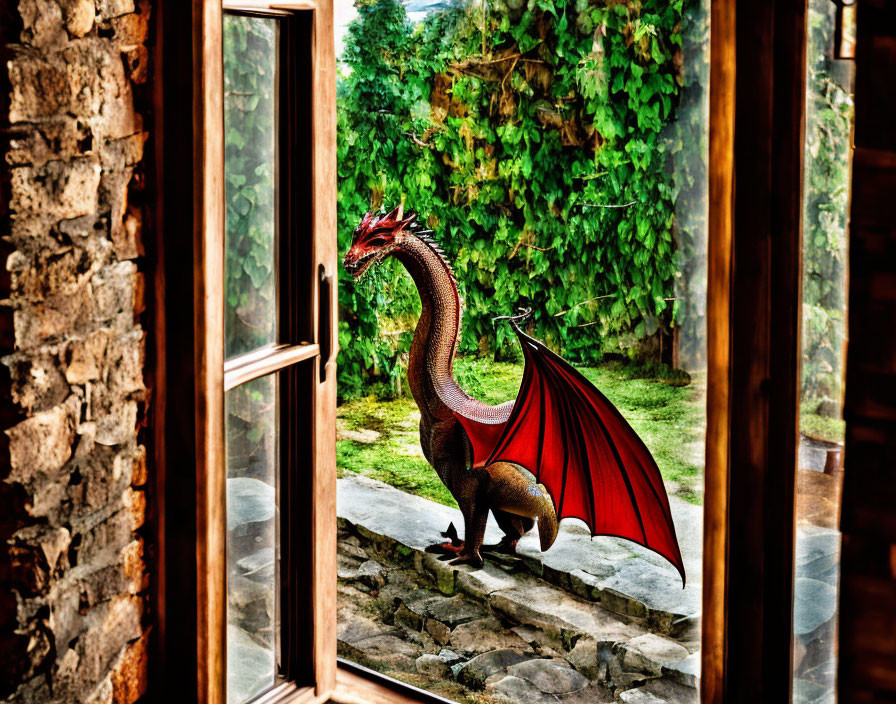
<box><xmin>221</xmin><ymin>7</ymin><xmax>317</xmax><ymax>701</ymax></box>
<box><xmin>152</xmin><ymin>0</ymin><xmax>861</xmax><ymax>702</ymax></box>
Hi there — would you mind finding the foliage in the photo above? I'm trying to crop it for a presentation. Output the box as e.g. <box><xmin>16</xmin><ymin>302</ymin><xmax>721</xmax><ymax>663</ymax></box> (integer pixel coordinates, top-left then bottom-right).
<box><xmin>800</xmin><ymin>0</ymin><xmax>853</xmax><ymax>416</ymax></box>
<box><xmin>337</xmin><ymin>0</ymin><xmax>704</xmax><ymax>396</ymax></box>
<box><xmin>224</xmin><ymin>15</ymin><xmax>278</xmax><ymax>359</ymax></box>
<box><xmin>338</xmin><ymin>358</ymin><xmax>705</xmax><ymax>504</ymax></box>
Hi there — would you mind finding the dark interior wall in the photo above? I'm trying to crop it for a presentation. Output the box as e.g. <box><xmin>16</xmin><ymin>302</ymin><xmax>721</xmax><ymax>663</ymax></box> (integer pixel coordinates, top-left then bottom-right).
<box><xmin>0</xmin><ymin>0</ymin><xmax>152</xmax><ymax>701</ymax></box>
<box><xmin>839</xmin><ymin>0</ymin><xmax>896</xmax><ymax>700</ymax></box>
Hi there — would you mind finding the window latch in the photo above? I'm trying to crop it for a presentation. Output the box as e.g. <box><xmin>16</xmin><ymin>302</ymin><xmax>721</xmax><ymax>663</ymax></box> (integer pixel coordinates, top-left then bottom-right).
<box><xmin>319</xmin><ymin>265</ymin><xmax>335</xmax><ymax>382</ymax></box>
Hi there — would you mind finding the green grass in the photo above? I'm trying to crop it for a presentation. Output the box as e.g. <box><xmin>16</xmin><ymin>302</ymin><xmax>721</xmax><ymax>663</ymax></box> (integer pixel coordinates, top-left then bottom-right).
<box><xmin>337</xmin><ymin>358</ymin><xmax>706</xmax><ymax>506</ymax></box>
<box><xmin>799</xmin><ymin>401</ymin><xmax>845</xmax><ymax>444</ymax></box>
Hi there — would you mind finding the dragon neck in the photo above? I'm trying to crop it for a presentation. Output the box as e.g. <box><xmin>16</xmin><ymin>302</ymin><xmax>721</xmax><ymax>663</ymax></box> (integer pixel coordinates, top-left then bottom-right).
<box><xmin>395</xmin><ymin>234</ymin><xmax>510</xmax><ymax>424</ymax></box>
<box><xmin>395</xmin><ymin>235</ymin><xmax>462</xmax><ymax>409</ymax></box>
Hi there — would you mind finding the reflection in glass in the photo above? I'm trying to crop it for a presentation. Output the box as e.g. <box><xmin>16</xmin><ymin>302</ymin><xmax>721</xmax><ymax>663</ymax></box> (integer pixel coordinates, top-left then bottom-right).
<box><xmin>793</xmin><ymin>0</ymin><xmax>854</xmax><ymax>701</ymax></box>
<box><xmin>226</xmin><ymin>374</ymin><xmax>280</xmax><ymax>704</ymax></box>
<box><xmin>224</xmin><ymin>15</ymin><xmax>280</xmax><ymax>360</ymax></box>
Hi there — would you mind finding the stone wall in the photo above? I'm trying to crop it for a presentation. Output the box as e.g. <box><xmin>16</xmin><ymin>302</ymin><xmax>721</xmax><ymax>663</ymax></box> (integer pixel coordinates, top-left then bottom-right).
<box><xmin>0</xmin><ymin>0</ymin><xmax>151</xmax><ymax>701</ymax></box>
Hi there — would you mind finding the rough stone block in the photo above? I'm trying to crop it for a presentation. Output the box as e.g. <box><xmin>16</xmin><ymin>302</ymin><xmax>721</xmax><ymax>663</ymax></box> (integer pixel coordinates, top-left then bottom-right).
<box><xmin>450</xmin><ymin>618</ymin><xmax>529</xmax><ymax>655</ymax></box>
<box><xmin>9</xmin><ymin>237</ymin><xmax>111</xmax><ymax>304</ymax></box>
<box><xmin>661</xmin><ymin>652</ymin><xmax>700</xmax><ymax>690</ymax></box>
<box><xmin>415</xmin><ymin>653</ymin><xmax>450</xmax><ymax>679</ymax></box>
<box><xmin>619</xmin><ymin>634</ymin><xmax>690</xmax><ymax>676</ymax></box>
<box><xmin>420</xmin><ymin>552</ymin><xmax>456</xmax><ymax>595</ymax></box>
<box><xmin>66</xmin><ymin>339</ymin><xmax>101</xmax><ymax>384</ymax></box>
<box><xmin>60</xmin><ymin>0</ymin><xmax>96</xmax><ymax>37</ymax></box>
<box><xmin>566</xmin><ymin>637</ymin><xmax>600</xmax><ymax>680</ymax></box>
<box><xmin>99</xmin><ymin>134</ymin><xmax>145</xmax><ymax>171</ymax></box>
<box><xmin>106</xmin><ymin>331</ymin><xmax>145</xmax><ymax>395</ymax></box>
<box><xmin>69</xmin><ymin>446</ymin><xmax>133</xmax><ymax>514</ymax></box>
<box><xmin>14</xmin><ymin>288</ymin><xmax>93</xmax><ymax>349</ymax></box>
<box><xmin>425</xmin><ymin>618</ymin><xmax>450</xmax><ymax>645</ymax></box>
<box><xmin>94</xmin><ymin>400</ymin><xmax>138</xmax><ymax>446</ymax></box>
<box><xmin>110</xmin><ymin>634</ymin><xmax>148</xmax><ymax>704</ymax></box>
<box><xmin>125</xmin><ymin>489</ymin><xmax>145</xmax><ymax>531</ymax></box>
<box><xmin>75</xmin><ymin>542</ymin><xmax>144</xmax><ymax>608</ymax></box>
<box><xmin>25</xmin><ymin>476</ymin><xmax>71</xmax><ymax>518</ymax></box>
<box><xmin>73</xmin><ymin>508</ymin><xmax>134</xmax><ymax>567</ymax></box>
<box><xmin>110</xmin><ymin>8</ymin><xmax>149</xmax><ymax>48</ymax></box>
<box><xmin>96</xmin><ymin>595</ymin><xmax>143</xmax><ymax>648</ymax></box>
<box><xmin>93</xmin><ymin>262</ymin><xmax>137</xmax><ymax>327</ymax></box>
<box><xmin>485</xmin><ymin>674</ymin><xmax>558</xmax><ymax>704</ymax></box>
<box><xmin>18</xmin><ymin>0</ymin><xmax>67</xmax><ymax>48</ymax></box>
<box><xmin>49</xmin><ymin>586</ymin><xmax>86</xmax><ymax>650</ymax></box>
<box><xmin>618</xmin><ymin>688</ymin><xmax>667</xmax><ymax>704</ymax></box>
<box><xmin>455</xmin><ymin>562</ymin><xmax>516</xmax><ymax>599</ymax></box>
<box><xmin>6</xmin><ymin>118</ymin><xmax>92</xmax><ymax>167</ymax></box>
<box><xmin>7</xmin><ymin>350</ymin><xmax>70</xmax><ymax>412</ymax></box>
<box><xmin>96</xmin><ymin>0</ymin><xmax>135</xmax><ymax>20</ymax></box>
<box><xmin>9</xmin><ymin>41</ymin><xmax>137</xmax><ymax>139</ymax></box>
<box><xmin>6</xmin><ymin>399</ymin><xmax>77</xmax><ymax>484</ymax></box>
<box><xmin>38</xmin><ymin>526</ymin><xmax>73</xmax><ymax>572</ymax></box>
<box><xmin>113</xmin><ymin>204</ymin><xmax>143</xmax><ymax>260</ymax></box>
<box><xmin>456</xmin><ymin>649</ymin><xmax>535</xmax><ymax>689</ymax></box>
<box><xmin>87</xmin><ymin>677</ymin><xmax>113</xmax><ymax>704</ymax></box>
<box><xmin>10</xmin><ymin>158</ymin><xmax>101</xmax><ymax>220</ymax></box>
<box><xmin>506</xmin><ymin>658</ymin><xmax>589</xmax><ymax>695</ymax></box>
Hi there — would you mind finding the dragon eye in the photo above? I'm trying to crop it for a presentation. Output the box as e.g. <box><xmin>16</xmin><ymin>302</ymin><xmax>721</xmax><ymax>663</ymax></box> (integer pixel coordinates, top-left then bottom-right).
<box><xmin>368</xmin><ymin>237</ymin><xmax>388</xmax><ymax>247</ymax></box>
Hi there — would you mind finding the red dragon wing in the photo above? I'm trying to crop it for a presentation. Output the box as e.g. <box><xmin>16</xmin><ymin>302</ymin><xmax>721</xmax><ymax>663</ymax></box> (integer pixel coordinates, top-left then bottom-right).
<box><xmin>454</xmin><ymin>323</ymin><xmax>685</xmax><ymax>584</ymax></box>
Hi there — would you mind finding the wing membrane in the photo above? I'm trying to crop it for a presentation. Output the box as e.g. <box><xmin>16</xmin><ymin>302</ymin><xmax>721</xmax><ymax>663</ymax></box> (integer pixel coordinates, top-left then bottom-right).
<box><xmin>454</xmin><ymin>324</ymin><xmax>685</xmax><ymax>584</ymax></box>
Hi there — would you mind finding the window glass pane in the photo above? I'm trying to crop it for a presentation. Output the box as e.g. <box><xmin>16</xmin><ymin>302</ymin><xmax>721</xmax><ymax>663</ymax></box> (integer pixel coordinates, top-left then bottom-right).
<box><xmin>334</xmin><ymin>1</ymin><xmax>708</xmax><ymax>701</ymax></box>
<box><xmin>792</xmin><ymin>0</ymin><xmax>854</xmax><ymax>700</ymax></box>
<box><xmin>226</xmin><ymin>373</ymin><xmax>281</xmax><ymax>704</ymax></box>
<box><xmin>224</xmin><ymin>15</ymin><xmax>279</xmax><ymax>360</ymax></box>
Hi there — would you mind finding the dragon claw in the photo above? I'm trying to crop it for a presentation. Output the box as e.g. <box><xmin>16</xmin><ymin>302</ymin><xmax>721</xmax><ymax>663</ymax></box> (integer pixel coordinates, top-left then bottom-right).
<box><xmin>448</xmin><ymin>552</ymin><xmax>484</xmax><ymax>568</ymax></box>
<box><xmin>481</xmin><ymin>538</ymin><xmax>519</xmax><ymax>555</ymax></box>
<box><xmin>441</xmin><ymin>522</ymin><xmax>463</xmax><ymax>546</ymax></box>
<box><xmin>426</xmin><ymin>522</ymin><xmax>465</xmax><ymax>556</ymax></box>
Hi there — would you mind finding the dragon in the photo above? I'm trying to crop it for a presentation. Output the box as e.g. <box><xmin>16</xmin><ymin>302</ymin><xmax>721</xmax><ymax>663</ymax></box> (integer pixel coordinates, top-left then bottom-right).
<box><xmin>343</xmin><ymin>206</ymin><xmax>685</xmax><ymax>584</ymax></box>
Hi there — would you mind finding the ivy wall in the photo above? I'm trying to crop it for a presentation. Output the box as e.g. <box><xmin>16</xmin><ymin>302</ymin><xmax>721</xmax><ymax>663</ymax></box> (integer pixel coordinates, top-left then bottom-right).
<box><xmin>336</xmin><ymin>0</ymin><xmax>710</xmax><ymax>397</ymax></box>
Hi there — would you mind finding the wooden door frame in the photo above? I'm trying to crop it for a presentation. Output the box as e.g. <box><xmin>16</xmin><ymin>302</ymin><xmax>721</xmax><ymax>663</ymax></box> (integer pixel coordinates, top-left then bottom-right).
<box><xmin>704</xmin><ymin>0</ymin><xmax>808</xmax><ymax>701</ymax></box>
<box><xmin>155</xmin><ymin>0</ymin><xmax>811</xmax><ymax>702</ymax></box>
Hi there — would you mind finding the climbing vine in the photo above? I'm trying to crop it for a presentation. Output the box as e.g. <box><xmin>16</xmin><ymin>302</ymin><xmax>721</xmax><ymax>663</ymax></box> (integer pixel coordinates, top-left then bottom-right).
<box><xmin>337</xmin><ymin>0</ymin><xmax>702</xmax><ymax>397</ymax></box>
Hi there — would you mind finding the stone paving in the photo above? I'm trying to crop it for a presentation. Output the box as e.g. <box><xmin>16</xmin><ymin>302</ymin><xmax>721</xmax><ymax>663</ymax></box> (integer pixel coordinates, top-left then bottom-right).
<box><xmin>337</xmin><ymin>474</ymin><xmax>701</xmax><ymax>703</ymax></box>
<box><xmin>337</xmin><ymin>474</ymin><xmax>841</xmax><ymax>704</ymax></box>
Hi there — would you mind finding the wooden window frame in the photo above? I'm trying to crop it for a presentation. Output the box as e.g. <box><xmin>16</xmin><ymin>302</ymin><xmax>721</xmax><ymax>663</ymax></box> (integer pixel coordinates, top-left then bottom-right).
<box><xmin>154</xmin><ymin>0</ymin><xmax>336</xmax><ymax>701</ymax></box>
<box><xmin>221</xmin><ymin>4</ymin><xmax>321</xmax><ymax>695</ymax></box>
<box><xmin>152</xmin><ymin>0</ymin><xmax>819</xmax><ymax>702</ymax></box>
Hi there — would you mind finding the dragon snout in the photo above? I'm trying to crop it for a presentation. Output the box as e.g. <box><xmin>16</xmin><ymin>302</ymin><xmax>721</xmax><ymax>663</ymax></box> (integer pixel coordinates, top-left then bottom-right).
<box><xmin>342</xmin><ymin>252</ymin><xmax>358</xmax><ymax>275</ymax></box>
<box><xmin>342</xmin><ymin>249</ymin><xmax>373</xmax><ymax>278</ymax></box>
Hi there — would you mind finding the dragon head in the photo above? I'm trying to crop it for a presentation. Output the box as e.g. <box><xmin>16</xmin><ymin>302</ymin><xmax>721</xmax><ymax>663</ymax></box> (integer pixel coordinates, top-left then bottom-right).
<box><xmin>343</xmin><ymin>205</ymin><xmax>418</xmax><ymax>278</ymax></box>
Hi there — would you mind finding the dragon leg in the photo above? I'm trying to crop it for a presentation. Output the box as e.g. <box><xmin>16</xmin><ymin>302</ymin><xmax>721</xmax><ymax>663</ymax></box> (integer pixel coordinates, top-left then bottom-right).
<box><xmin>482</xmin><ymin>510</ymin><xmax>534</xmax><ymax>554</ymax></box>
<box><xmin>482</xmin><ymin>462</ymin><xmax>559</xmax><ymax>552</ymax></box>
<box><xmin>447</xmin><ymin>498</ymin><xmax>488</xmax><ymax>568</ymax></box>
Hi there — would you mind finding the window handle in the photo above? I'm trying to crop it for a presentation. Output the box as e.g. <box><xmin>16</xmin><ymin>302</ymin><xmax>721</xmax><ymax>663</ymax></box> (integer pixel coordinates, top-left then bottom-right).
<box><xmin>319</xmin><ymin>265</ymin><xmax>335</xmax><ymax>382</ymax></box>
